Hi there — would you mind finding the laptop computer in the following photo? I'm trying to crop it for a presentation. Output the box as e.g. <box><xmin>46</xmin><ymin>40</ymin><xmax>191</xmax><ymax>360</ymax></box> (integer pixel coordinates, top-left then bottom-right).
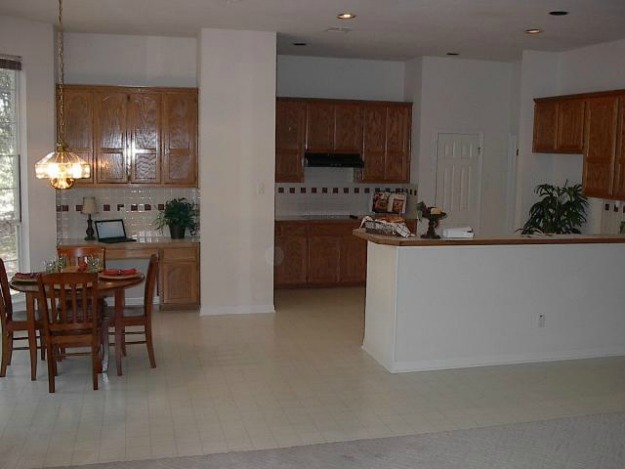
<box><xmin>95</xmin><ymin>219</ymin><xmax>137</xmax><ymax>244</ymax></box>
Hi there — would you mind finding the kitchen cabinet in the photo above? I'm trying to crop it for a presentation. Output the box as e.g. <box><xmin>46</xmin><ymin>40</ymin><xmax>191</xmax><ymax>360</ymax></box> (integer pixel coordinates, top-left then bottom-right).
<box><xmin>62</xmin><ymin>85</ymin><xmax>197</xmax><ymax>187</ymax></box>
<box><xmin>613</xmin><ymin>98</ymin><xmax>625</xmax><ymax>200</ymax></box>
<box><xmin>274</xmin><ymin>222</ymin><xmax>307</xmax><ymax>285</ymax></box>
<box><xmin>160</xmin><ymin>246</ymin><xmax>200</xmax><ymax>307</ymax></box>
<box><xmin>276</xmin><ymin>100</ymin><xmax>306</xmax><ymax>182</ymax></box>
<box><xmin>162</xmin><ymin>91</ymin><xmax>198</xmax><ymax>186</ymax></box>
<box><xmin>274</xmin><ymin>220</ymin><xmax>366</xmax><ymax>288</ymax></box>
<box><xmin>361</xmin><ymin>102</ymin><xmax>412</xmax><ymax>183</ymax></box>
<box><xmin>305</xmin><ymin>101</ymin><xmax>363</xmax><ymax>153</ymax></box>
<box><xmin>532</xmin><ymin>98</ymin><xmax>585</xmax><ymax>153</ymax></box>
<box><xmin>582</xmin><ymin>95</ymin><xmax>620</xmax><ymax>198</ymax></box>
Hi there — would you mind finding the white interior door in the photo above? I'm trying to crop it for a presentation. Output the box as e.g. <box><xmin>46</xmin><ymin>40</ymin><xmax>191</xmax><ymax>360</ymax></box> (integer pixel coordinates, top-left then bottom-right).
<box><xmin>435</xmin><ymin>133</ymin><xmax>482</xmax><ymax>232</ymax></box>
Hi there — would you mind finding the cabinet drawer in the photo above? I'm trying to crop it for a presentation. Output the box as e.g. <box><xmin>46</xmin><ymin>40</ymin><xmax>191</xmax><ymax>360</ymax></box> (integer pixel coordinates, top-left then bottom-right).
<box><xmin>308</xmin><ymin>222</ymin><xmax>358</xmax><ymax>237</ymax></box>
<box><xmin>275</xmin><ymin>222</ymin><xmax>307</xmax><ymax>237</ymax></box>
<box><xmin>161</xmin><ymin>246</ymin><xmax>198</xmax><ymax>261</ymax></box>
<box><xmin>106</xmin><ymin>247</ymin><xmax>159</xmax><ymax>260</ymax></box>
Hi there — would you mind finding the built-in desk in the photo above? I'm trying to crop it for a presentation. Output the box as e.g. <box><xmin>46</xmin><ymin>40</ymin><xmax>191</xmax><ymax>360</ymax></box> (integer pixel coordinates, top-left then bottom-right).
<box><xmin>58</xmin><ymin>238</ymin><xmax>200</xmax><ymax>309</ymax></box>
<box><xmin>354</xmin><ymin>229</ymin><xmax>625</xmax><ymax>373</ymax></box>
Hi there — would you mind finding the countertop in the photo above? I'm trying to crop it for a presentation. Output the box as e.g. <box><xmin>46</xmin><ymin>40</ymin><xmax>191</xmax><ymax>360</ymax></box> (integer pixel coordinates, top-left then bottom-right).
<box><xmin>58</xmin><ymin>237</ymin><xmax>200</xmax><ymax>248</ymax></box>
<box><xmin>276</xmin><ymin>215</ymin><xmax>365</xmax><ymax>222</ymax></box>
<box><xmin>353</xmin><ymin>229</ymin><xmax>625</xmax><ymax>246</ymax></box>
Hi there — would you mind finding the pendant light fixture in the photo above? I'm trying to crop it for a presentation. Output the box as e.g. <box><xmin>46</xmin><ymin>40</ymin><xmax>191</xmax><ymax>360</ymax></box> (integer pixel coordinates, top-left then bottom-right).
<box><xmin>35</xmin><ymin>0</ymin><xmax>90</xmax><ymax>190</ymax></box>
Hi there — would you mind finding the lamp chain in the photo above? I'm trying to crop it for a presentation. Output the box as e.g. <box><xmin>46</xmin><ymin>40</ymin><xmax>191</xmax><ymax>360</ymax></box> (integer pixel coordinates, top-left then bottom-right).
<box><xmin>57</xmin><ymin>0</ymin><xmax>66</xmax><ymax>147</ymax></box>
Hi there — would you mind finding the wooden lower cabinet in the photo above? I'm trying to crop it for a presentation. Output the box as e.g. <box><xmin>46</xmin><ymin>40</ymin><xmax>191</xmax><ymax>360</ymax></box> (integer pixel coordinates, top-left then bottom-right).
<box><xmin>275</xmin><ymin>221</ymin><xmax>366</xmax><ymax>288</ymax></box>
<box><xmin>89</xmin><ymin>242</ymin><xmax>200</xmax><ymax>309</ymax></box>
<box><xmin>160</xmin><ymin>246</ymin><xmax>200</xmax><ymax>308</ymax></box>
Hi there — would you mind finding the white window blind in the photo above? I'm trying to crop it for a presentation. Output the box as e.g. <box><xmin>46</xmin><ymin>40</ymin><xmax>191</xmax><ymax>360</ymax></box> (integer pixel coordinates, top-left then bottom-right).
<box><xmin>0</xmin><ymin>55</ymin><xmax>22</xmax><ymax>278</ymax></box>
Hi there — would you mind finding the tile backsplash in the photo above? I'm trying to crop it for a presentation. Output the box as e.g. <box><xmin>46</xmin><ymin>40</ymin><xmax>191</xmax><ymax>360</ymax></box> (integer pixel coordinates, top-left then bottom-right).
<box><xmin>275</xmin><ymin>167</ymin><xmax>418</xmax><ymax>217</ymax></box>
<box><xmin>601</xmin><ymin>200</ymin><xmax>625</xmax><ymax>234</ymax></box>
<box><xmin>56</xmin><ymin>187</ymin><xmax>200</xmax><ymax>241</ymax></box>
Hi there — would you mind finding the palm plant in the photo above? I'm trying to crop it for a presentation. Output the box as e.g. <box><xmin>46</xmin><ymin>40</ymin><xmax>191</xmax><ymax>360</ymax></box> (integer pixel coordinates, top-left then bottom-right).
<box><xmin>520</xmin><ymin>181</ymin><xmax>588</xmax><ymax>234</ymax></box>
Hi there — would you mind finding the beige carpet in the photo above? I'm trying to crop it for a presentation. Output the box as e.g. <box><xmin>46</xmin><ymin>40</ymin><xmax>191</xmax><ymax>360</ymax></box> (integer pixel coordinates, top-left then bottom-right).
<box><xmin>57</xmin><ymin>411</ymin><xmax>625</xmax><ymax>469</ymax></box>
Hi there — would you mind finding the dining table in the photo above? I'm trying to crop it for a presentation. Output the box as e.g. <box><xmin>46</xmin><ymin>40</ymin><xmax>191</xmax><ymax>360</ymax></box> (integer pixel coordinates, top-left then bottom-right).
<box><xmin>9</xmin><ymin>272</ymin><xmax>145</xmax><ymax>380</ymax></box>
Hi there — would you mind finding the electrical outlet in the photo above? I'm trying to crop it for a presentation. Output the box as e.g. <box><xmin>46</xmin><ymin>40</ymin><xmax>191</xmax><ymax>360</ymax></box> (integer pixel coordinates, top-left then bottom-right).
<box><xmin>538</xmin><ymin>313</ymin><xmax>546</xmax><ymax>328</ymax></box>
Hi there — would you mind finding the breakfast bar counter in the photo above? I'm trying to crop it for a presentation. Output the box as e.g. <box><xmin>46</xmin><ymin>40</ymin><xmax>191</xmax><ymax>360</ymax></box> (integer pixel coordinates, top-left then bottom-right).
<box><xmin>354</xmin><ymin>229</ymin><xmax>625</xmax><ymax>373</ymax></box>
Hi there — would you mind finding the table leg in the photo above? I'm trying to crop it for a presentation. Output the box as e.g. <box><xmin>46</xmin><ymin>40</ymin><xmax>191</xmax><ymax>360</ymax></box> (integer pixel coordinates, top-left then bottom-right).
<box><xmin>114</xmin><ymin>289</ymin><xmax>125</xmax><ymax>376</ymax></box>
<box><xmin>26</xmin><ymin>293</ymin><xmax>37</xmax><ymax>381</ymax></box>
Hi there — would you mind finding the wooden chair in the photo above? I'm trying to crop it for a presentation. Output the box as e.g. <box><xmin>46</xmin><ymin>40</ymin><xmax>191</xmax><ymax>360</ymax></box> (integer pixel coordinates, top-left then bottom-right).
<box><xmin>108</xmin><ymin>254</ymin><xmax>158</xmax><ymax>372</ymax></box>
<box><xmin>57</xmin><ymin>246</ymin><xmax>106</xmax><ymax>269</ymax></box>
<box><xmin>0</xmin><ymin>258</ymin><xmax>45</xmax><ymax>379</ymax></box>
<box><xmin>36</xmin><ymin>272</ymin><xmax>102</xmax><ymax>393</ymax></box>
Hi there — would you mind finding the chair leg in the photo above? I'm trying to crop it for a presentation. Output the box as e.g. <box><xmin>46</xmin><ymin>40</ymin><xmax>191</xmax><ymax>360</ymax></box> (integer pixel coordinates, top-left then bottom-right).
<box><xmin>39</xmin><ymin>333</ymin><xmax>46</xmax><ymax>361</ymax></box>
<box><xmin>1</xmin><ymin>333</ymin><xmax>9</xmax><ymax>377</ymax></box>
<box><xmin>121</xmin><ymin>327</ymin><xmax>127</xmax><ymax>356</ymax></box>
<box><xmin>92</xmin><ymin>343</ymin><xmax>99</xmax><ymax>391</ymax></box>
<box><xmin>47</xmin><ymin>343</ymin><xmax>55</xmax><ymax>393</ymax></box>
<box><xmin>146</xmin><ymin>325</ymin><xmax>156</xmax><ymax>369</ymax></box>
<box><xmin>7</xmin><ymin>332</ymin><xmax>15</xmax><ymax>366</ymax></box>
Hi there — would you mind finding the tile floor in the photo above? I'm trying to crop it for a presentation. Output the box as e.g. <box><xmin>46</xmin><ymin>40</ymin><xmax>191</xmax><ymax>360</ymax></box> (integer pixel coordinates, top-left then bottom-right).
<box><xmin>1</xmin><ymin>287</ymin><xmax>625</xmax><ymax>468</ymax></box>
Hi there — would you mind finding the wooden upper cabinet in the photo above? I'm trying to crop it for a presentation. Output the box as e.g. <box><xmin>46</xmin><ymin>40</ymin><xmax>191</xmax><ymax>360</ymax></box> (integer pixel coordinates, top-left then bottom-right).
<box><xmin>306</xmin><ymin>101</ymin><xmax>335</xmax><ymax>152</ymax></box>
<box><xmin>613</xmin><ymin>98</ymin><xmax>625</xmax><ymax>200</ymax></box>
<box><xmin>128</xmin><ymin>92</ymin><xmax>161</xmax><ymax>184</ymax></box>
<box><xmin>94</xmin><ymin>91</ymin><xmax>128</xmax><ymax>184</ymax></box>
<box><xmin>276</xmin><ymin>100</ymin><xmax>306</xmax><ymax>182</ymax></box>
<box><xmin>306</xmin><ymin>101</ymin><xmax>363</xmax><ymax>153</ymax></box>
<box><xmin>362</xmin><ymin>102</ymin><xmax>411</xmax><ymax>183</ymax></box>
<box><xmin>62</xmin><ymin>87</ymin><xmax>95</xmax><ymax>184</ymax></box>
<box><xmin>533</xmin><ymin>98</ymin><xmax>585</xmax><ymax>154</ymax></box>
<box><xmin>334</xmin><ymin>102</ymin><xmax>363</xmax><ymax>153</ymax></box>
<box><xmin>162</xmin><ymin>90</ymin><xmax>198</xmax><ymax>186</ymax></box>
<box><xmin>583</xmin><ymin>96</ymin><xmax>620</xmax><ymax>198</ymax></box>
<box><xmin>62</xmin><ymin>85</ymin><xmax>198</xmax><ymax>187</ymax></box>
<box><xmin>385</xmin><ymin>104</ymin><xmax>411</xmax><ymax>182</ymax></box>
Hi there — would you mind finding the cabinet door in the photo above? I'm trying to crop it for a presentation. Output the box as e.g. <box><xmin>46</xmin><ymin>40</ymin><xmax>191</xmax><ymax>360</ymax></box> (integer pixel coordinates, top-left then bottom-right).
<box><xmin>307</xmin><ymin>236</ymin><xmax>340</xmax><ymax>284</ymax></box>
<box><xmin>162</xmin><ymin>90</ymin><xmax>198</xmax><ymax>186</ymax></box>
<box><xmin>533</xmin><ymin>101</ymin><xmax>557</xmax><ymax>153</ymax></box>
<box><xmin>339</xmin><ymin>234</ymin><xmax>367</xmax><ymax>284</ymax></box>
<box><xmin>306</xmin><ymin>102</ymin><xmax>334</xmax><ymax>152</ymax></box>
<box><xmin>128</xmin><ymin>92</ymin><xmax>161</xmax><ymax>184</ymax></box>
<box><xmin>612</xmin><ymin>98</ymin><xmax>625</xmax><ymax>200</ymax></box>
<box><xmin>362</xmin><ymin>104</ymin><xmax>387</xmax><ymax>182</ymax></box>
<box><xmin>583</xmin><ymin>96</ymin><xmax>619</xmax><ymax>198</ymax></box>
<box><xmin>276</xmin><ymin>100</ymin><xmax>305</xmax><ymax>182</ymax></box>
<box><xmin>160</xmin><ymin>246</ymin><xmax>199</xmax><ymax>306</ymax></box>
<box><xmin>556</xmin><ymin>99</ymin><xmax>585</xmax><ymax>153</ymax></box>
<box><xmin>94</xmin><ymin>91</ymin><xmax>128</xmax><ymax>184</ymax></box>
<box><xmin>275</xmin><ymin>237</ymin><xmax>307</xmax><ymax>287</ymax></box>
<box><xmin>62</xmin><ymin>88</ymin><xmax>95</xmax><ymax>185</ymax></box>
<box><xmin>385</xmin><ymin>104</ymin><xmax>411</xmax><ymax>182</ymax></box>
<box><xmin>334</xmin><ymin>102</ymin><xmax>363</xmax><ymax>153</ymax></box>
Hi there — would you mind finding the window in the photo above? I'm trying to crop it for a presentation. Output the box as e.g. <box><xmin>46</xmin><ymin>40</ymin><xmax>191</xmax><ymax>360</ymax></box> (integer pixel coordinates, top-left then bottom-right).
<box><xmin>0</xmin><ymin>56</ymin><xmax>22</xmax><ymax>279</ymax></box>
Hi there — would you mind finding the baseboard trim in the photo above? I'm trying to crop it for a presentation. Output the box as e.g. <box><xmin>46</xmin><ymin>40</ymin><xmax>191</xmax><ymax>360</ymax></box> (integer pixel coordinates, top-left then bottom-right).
<box><xmin>200</xmin><ymin>304</ymin><xmax>275</xmax><ymax>316</ymax></box>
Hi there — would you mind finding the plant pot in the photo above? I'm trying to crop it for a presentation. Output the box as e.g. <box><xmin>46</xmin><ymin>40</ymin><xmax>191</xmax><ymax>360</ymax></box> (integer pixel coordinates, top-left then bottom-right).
<box><xmin>168</xmin><ymin>224</ymin><xmax>186</xmax><ymax>239</ymax></box>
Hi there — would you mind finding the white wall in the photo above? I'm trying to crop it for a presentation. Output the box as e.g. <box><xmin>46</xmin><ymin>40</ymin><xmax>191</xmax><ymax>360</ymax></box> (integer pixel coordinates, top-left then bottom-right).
<box><xmin>277</xmin><ymin>55</ymin><xmax>405</xmax><ymax>101</ymax></box>
<box><xmin>0</xmin><ymin>16</ymin><xmax>57</xmax><ymax>270</ymax></box>
<box><xmin>199</xmin><ymin>29</ymin><xmax>276</xmax><ymax>315</ymax></box>
<box><xmin>415</xmin><ymin>57</ymin><xmax>516</xmax><ymax>235</ymax></box>
<box><xmin>64</xmin><ymin>33</ymin><xmax>197</xmax><ymax>87</ymax></box>
<box><xmin>404</xmin><ymin>58</ymin><xmax>423</xmax><ymax>185</ymax></box>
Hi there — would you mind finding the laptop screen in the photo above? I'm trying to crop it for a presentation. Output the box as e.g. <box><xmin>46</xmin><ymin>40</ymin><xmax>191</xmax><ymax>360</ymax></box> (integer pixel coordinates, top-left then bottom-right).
<box><xmin>95</xmin><ymin>219</ymin><xmax>127</xmax><ymax>240</ymax></box>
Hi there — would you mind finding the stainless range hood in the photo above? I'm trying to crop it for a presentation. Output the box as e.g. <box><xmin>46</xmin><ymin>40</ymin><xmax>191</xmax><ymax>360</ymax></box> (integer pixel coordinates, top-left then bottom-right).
<box><xmin>305</xmin><ymin>152</ymin><xmax>364</xmax><ymax>168</ymax></box>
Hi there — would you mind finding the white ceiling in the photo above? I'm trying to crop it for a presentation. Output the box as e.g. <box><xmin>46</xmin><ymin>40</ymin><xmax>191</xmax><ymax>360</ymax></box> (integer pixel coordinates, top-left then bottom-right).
<box><xmin>1</xmin><ymin>0</ymin><xmax>625</xmax><ymax>61</ymax></box>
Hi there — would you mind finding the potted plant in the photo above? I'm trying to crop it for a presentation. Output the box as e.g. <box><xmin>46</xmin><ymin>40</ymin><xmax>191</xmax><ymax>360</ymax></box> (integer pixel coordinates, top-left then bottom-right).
<box><xmin>519</xmin><ymin>181</ymin><xmax>588</xmax><ymax>234</ymax></box>
<box><xmin>154</xmin><ymin>198</ymin><xmax>199</xmax><ymax>239</ymax></box>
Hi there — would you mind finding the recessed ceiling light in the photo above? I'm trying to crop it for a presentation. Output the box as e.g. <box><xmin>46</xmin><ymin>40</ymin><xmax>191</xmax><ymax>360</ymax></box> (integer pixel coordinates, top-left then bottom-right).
<box><xmin>337</xmin><ymin>12</ymin><xmax>356</xmax><ymax>20</ymax></box>
<box><xmin>525</xmin><ymin>28</ymin><xmax>543</xmax><ymax>35</ymax></box>
<box><xmin>325</xmin><ymin>27</ymin><xmax>352</xmax><ymax>34</ymax></box>
<box><xmin>292</xmin><ymin>42</ymin><xmax>307</xmax><ymax>47</ymax></box>
<box><xmin>446</xmin><ymin>52</ymin><xmax>459</xmax><ymax>56</ymax></box>
<box><xmin>549</xmin><ymin>11</ymin><xmax>569</xmax><ymax>16</ymax></box>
